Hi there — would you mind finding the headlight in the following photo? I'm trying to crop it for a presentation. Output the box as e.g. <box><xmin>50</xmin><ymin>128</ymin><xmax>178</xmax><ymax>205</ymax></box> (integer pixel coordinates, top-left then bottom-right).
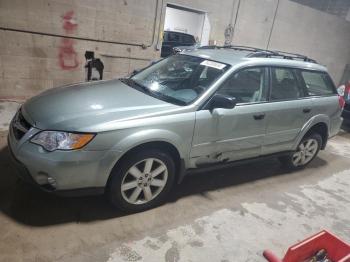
<box><xmin>31</xmin><ymin>131</ymin><xmax>95</xmax><ymax>152</ymax></box>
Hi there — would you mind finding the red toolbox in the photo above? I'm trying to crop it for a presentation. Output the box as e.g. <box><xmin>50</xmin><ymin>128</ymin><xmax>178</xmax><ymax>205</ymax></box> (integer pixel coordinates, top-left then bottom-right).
<box><xmin>263</xmin><ymin>230</ymin><xmax>350</xmax><ymax>262</ymax></box>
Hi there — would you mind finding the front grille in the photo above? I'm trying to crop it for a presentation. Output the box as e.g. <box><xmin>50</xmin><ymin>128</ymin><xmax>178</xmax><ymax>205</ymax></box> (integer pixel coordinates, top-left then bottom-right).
<box><xmin>12</xmin><ymin>109</ymin><xmax>31</xmax><ymax>140</ymax></box>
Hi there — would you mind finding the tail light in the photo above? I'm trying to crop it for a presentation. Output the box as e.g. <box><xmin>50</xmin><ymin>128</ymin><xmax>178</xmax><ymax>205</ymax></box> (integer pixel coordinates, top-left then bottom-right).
<box><xmin>344</xmin><ymin>82</ymin><xmax>350</xmax><ymax>99</ymax></box>
<box><xmin>337</xmin><ymin>81</ymin><xmax>349</xmax><ymax>108</ymax></box>
<box><xmin>338</xmin><ymin>95</ymin><xmax>345</xmax><ymax>108</ymax></box>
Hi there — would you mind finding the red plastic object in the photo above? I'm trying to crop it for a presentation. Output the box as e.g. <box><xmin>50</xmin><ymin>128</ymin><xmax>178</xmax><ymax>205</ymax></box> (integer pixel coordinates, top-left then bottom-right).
<box><xmin>345</xmin><ymin>81</ymin><xmax>350</xmax><ymax>98</ymax></box>
<box><xmin>339</xmin><ymin>95</ymin><xmax>345</xmax><ymax>108</ymax></box>
<box><xmin>263</xmin><ymin>230</ymin><xmax>350</xmax><ymax>262</ymax></box>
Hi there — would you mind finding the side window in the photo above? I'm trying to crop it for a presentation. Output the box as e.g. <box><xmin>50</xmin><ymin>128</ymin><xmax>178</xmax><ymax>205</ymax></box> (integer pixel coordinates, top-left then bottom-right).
<box><xmin>168</xmin><ymin>33</ymin><xmax>180</xmax><ymax>42</ymax></box>
<box><xmin>163</xmin><ymin>32</ymin><xmax>168</xmax><ymax>41</ymax></box>
<box><xmin>183</xmin><ymin>34</ymin><xmax>195</xmax><ymax>44</ymax></box>
<box><xmin>216</xmin><ymin>67</ymin><xmax>267</xmax><ymax>103</ymax></box>
<box><xmin>300</xmin><ymin>70</ymin><xmax>336</xmax><ymax>96</ymax></box>
<box><xmin>270</xmin><ymin>68</ymin><xmax>304</xmax><ymax>101</ymax></box>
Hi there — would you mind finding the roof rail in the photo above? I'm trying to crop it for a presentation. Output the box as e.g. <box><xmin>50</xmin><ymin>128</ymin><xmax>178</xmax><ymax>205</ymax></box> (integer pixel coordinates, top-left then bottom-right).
<box><xmin>199</xmin><ymin>45</ymin><xmax>263</xmax><ymax>52</ymax></box>
<box><xmin>223</xmin><ymin>45</ymin><xmax>263</xmax><ymax>52</ymax></box>
<box><xmin>248</xmin><ymin>50</ymin><xmax>317</xmax><ymax>63</ymax></box>
<box><xmin>198</xmin><ymin>45</ymin><xmax>218</xmax><ymax>49</ymax></box>
<box><xmin>198</xmin><ymin>45</ymin><xmax>317</xmax><ymax>63</ymax></box>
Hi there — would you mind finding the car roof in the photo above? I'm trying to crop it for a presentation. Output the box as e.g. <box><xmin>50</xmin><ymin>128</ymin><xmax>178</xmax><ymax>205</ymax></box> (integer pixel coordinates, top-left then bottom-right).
<box><xmin>182</xmin><ymin>47</ymin><xmax>327</xmax><ymax>72</ymax></box>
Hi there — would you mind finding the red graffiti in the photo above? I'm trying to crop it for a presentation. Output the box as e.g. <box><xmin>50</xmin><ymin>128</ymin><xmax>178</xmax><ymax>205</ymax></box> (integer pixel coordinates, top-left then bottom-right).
<box><xmin>59</xmin><ymin>10</ymin><xmax>79</xmax><ymax>70</ymax></box>
<box><xmin>59</xmin><ymin>39</ymin><xmax>79</xmax><ymax>70</ymax></box>
<box><xmin>62</xmin><ymin>10</ymin><xmax>78</xmax><ymax>34</ymax></box>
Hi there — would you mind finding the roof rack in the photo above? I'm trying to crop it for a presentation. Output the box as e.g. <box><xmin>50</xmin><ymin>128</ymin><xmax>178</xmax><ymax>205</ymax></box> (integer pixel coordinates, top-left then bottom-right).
<box><xmin>247</xmin><ymin>49</ymin><xmax>317</xmax><ymax>63</ymax></box>
<box><xmin>198</xmin><ymin>45</ymin><xmax>317</xmax><ymax>63</ymax></box>
<box><xmin>223</xmin><ymin>45</ymin><xmax>264</xmax><ymax>52</ymax></box>
<box><xmin>199</xmin><ymin>45</ymin><xmax>263</xmax><ymax>52</ymax></box>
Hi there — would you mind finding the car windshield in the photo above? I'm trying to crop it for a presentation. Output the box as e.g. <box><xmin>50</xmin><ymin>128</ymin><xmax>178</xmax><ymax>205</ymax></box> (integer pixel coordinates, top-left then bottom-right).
<box><xmin>129</xmin><ymin>55</ymin><xmax>229</xmax><ymax>105</ymax></box>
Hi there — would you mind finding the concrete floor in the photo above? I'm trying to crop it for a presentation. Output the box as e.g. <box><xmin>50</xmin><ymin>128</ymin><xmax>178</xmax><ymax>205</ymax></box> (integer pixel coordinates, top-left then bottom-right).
<box><xmin>0</xmin><ymin>126</ymin><xmax>350</xmax><ymax>261</ymax></box>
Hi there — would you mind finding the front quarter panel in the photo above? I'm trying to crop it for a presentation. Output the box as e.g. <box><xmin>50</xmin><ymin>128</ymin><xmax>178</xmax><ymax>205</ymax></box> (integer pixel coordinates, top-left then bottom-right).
<box><xmin>85</xmin><ymin>111</ymin><xmax>196</xmax><ymax>166</ymax></box>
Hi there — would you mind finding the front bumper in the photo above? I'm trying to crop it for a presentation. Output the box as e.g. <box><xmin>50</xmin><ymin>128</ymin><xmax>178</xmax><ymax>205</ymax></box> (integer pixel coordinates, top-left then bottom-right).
<box><xmin>8</xmin><ymin>141</ymin><xmax>37</xmax><ymax>185</ymax></box>
<box><xmin>8</xmin><ymin>124</ymin><xmax>122</xmax><ymax>195</ymax></box>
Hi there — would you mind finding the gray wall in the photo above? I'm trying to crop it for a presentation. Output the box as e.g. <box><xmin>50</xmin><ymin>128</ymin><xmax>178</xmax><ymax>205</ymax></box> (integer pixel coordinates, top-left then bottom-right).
<box><xmin>0</xmin><ymin>0</ymin><xmax>350</xmax><ymax>100</ymax></box>
<box><xmin>290</xmin><ymin>0</ymin><xmax>350</xmax><ymax>21</ymax></box>
<box><xmin>269</xmin><ymin>0</ymin><xmax>350</xmax><ymax>83</ymax></box>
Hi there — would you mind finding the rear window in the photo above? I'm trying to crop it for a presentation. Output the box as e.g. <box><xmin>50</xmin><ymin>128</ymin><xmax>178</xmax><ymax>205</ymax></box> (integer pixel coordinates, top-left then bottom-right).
<box><xmin>163</xmin><ymin>32</ymin><xmax>169</xmax><ymax>41</ymax></box>
<box><xmin>300</xmin><ymin>70</ymin><xmax>336</xmax><ymax>96</ymax></box>
<box><xmin>182</xmin><ymin>34</ymin><xmax>195</xmax><ymax>44</ymax></box>
<box><xmin>168</xmin><ymin>32</ymin><xmax>180</xmax><ymax>42</ymax></box>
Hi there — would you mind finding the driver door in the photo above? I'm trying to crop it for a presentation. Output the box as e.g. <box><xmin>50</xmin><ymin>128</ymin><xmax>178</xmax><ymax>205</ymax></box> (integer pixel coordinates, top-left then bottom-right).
<box><xmin>190</xmin><ymin>67</ymin><xmax>269</xmax><ymax>166</ymax></box>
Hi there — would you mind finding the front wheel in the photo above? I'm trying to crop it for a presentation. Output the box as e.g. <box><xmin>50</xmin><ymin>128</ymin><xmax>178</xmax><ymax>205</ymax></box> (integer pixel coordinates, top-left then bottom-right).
<box><xmin>279</xmin><ymin>133</ymin><xmax>322</xmax><ymax>170</ymax></box>
<box><xmin>108</xmin><ymin>149</ymin><xmax>175</xmax><ymax>212</ymax></box>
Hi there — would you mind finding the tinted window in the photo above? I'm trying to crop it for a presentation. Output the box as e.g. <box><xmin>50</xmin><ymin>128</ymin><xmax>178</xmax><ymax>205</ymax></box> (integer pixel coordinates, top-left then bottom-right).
<box><xmin>270</xmin><ymin>68</ymin><xmax>304</xmax><ymax>101</ymax></box>
<box><xmin>217</xmin><ymin>67</ymin><xmax>267</xmax><ymax>103</ymax></box>
<box><xmin>163</xmin><ymin>32</ymin><xmax>168</xmax><ymax>41</ymax></box>
<box><xmin>182</xmin><ymin>34</ymin><xmax>195</xmax><ymax>44</ymax></box>
<box><xmin>168</xmin><ymin>32</ymin><xmax>180</xmax><ymax>42</ymax></box>
<box><xmin>301</xmin><ymin>70</ymin><xmax>335</xmax><ymax>96</ymax></box>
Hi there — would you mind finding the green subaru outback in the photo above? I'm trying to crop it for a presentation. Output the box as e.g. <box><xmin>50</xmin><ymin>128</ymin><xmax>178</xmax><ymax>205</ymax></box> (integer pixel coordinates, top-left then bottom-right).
<box><xmin>8</xmin><ymin>46</ymin><xmax>343</xmax><ymax>212</ymax></box>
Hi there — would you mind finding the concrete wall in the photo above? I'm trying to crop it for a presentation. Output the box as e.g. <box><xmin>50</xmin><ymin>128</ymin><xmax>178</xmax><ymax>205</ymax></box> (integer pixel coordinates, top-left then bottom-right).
<box><xmin>268</xmin><ymin>0</ymin><xmax>350</xmax><ymax>83</ymax></box>
<box><xmin>0</xmin><ymin>0</ymin><xmax>235</xmax><ymax>100</ymax></box>
<box><xmin>231</xmin><ymin>0</ymin><xmax>279</xmax><ymax>49</ymax></box>
<box><xmin>0</xmin><ymin>0</ymin><xmax>350</xmax><ymax>101</ymax></box>
<box><xmin>290</xmin><ymin>0</ymin><xmax>350</xmax><ymax>21</ymax></box>
<box><xmin>0</xmin><ymin>0</ymin><xmax>162</xmax><ymax>100</ymax></box>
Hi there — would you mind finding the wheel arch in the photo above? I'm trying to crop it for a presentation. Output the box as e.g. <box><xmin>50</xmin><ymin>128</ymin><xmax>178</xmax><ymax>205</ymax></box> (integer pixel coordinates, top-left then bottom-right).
<box><xmin>294</xmin><ymin>116</ymin><xmax>330</xmax><ymax>151</ymax></box>
<box><xmin>106</xmin><ymin>140</ymin><xmax>185</xmax><ymax>189</ymax></box>
<box><xmin>305</xmin><ymin>122</ymin><xmax>328</xmax><ymax>149</ymax></box>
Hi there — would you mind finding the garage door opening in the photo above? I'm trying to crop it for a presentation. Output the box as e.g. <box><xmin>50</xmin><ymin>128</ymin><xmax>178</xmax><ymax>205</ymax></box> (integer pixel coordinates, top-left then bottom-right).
<box><xmin>161</xmin><ymin>4</ymin><xmax>210</xmax><ymax>57</ymax></box>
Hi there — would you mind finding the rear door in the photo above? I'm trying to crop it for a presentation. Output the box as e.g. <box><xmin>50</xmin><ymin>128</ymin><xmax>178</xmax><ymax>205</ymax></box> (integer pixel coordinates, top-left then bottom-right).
<box><xmin>262</xmin><ymin>67</ymin><xmax>314</xmax><ymax>155</ymax></box>
<box><xmin>298</xmin><ymin>69</ymin><xmax>341</xmax><ymax>137</ymax></box>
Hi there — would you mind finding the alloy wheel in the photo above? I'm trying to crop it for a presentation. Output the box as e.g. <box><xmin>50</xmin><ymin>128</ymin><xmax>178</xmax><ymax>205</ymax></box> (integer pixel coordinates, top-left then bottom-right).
<box><xmin>121</xmin><ymin>158</ymin><xmax>168</xmax><ymax>205</ymax></box>
<box><xmin>292</xmin><ymin>138</ymin><xmax>318</xmax><ymax>166</ymax></box>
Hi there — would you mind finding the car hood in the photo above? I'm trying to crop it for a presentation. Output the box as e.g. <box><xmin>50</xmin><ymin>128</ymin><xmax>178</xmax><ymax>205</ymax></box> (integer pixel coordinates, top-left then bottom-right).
<box><xmin>22</xmin><ymin>79</ymin><xmax>178</xmax><ymax>132</ymax></box>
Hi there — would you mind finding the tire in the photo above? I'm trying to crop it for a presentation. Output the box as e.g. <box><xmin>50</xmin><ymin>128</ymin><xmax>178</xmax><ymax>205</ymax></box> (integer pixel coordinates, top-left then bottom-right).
<box><xmin>279</xmin><ymin>133</ymin><xmax>322</xmax><ymax>170</ymax></box>
<box><xmin>108</xmin><ymin>149</ymin><xmax>176</xmax><ymax>212</ymax></box>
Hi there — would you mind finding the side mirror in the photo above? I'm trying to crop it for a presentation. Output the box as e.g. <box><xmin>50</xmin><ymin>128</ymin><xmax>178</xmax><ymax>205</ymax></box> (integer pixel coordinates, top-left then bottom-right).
<box><xmin>208</xmin><ymin>94</ymin><xmax>237</xmax><ymax>111</ymax></box>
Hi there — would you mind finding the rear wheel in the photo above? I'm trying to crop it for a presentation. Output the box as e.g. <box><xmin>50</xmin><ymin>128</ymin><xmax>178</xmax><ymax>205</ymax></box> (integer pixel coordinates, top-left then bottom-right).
<box><xmin>279</xmin><ymin>133</ymin><xmax>322</xmax><ymax>170</ymax></box>
<box><xmin>108</xmin><ymin>149</ymin><xmax>175</xmax><ymax>212</ymax></box>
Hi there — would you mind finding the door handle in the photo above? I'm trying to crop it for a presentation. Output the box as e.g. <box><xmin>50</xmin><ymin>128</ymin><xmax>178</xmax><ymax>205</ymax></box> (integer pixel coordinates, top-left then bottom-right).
<box><xmin>303</xmin><ymin>108</ymin><xmax>311</xmax><ymax>113</ymax></box>
<box><xmin>253</xmin><ymin>113</ymin><xmax>265</xmax><ymax>120</ymax></box>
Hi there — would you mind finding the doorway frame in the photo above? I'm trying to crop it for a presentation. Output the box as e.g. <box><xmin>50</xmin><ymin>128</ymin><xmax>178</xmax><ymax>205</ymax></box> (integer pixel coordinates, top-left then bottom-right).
<box><xmin>157</xmin><ymin>2</ymin><xmax>208</xmax><ymax>49</ymax></box>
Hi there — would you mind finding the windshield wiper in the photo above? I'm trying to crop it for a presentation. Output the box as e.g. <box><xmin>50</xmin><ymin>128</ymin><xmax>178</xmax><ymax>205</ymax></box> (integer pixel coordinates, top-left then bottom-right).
<box><xmin>120</xmin><ymin>78</ymin><xmax>151</xmax><ymax>94</ymax></box>
<box><xmin>120</xmin><ymin>78</ymin><xmax>186</xmax><ymax>106</ymax></box>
